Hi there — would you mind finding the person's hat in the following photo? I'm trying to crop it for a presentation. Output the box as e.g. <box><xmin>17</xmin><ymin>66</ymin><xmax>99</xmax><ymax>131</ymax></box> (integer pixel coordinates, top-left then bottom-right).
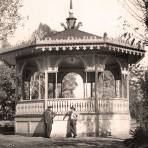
<box><xmin>48</xmin><ymin>105</ymin><xmax>53</xmax><ymax>108</ymax></box>
<box><xmin>70</xmin><ymin>106</ymin><xmax>75</xmax><ymax>110</ymax></box>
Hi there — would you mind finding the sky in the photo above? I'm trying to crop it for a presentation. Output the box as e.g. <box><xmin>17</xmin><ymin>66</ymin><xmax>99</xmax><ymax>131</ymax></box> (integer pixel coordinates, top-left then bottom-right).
<box><xmin>9</xmin><ymin>0</ymin><xmax>147</xmax><ymax>65</ymax></box>
<box><xmin>11</xmin><ymin>0</ymin><xmax>144</xmax><ymax>42</ymax></box>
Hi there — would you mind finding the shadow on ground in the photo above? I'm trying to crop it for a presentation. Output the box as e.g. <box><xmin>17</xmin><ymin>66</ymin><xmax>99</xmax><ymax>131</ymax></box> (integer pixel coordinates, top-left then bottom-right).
<box><xmin>0</xmin><ymin>126</ymin><xmax>14</xmax><ymax>135</ymax></box>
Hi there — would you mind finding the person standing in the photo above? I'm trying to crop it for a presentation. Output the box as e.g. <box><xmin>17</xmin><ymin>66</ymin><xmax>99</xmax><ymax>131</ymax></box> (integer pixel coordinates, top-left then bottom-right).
<box><xmin>44</xmin><ymin>106</ymin><xmax>56</xmax><ymax>138</ymax></box>
<box><xmin>63</xmin><ymin>106</ymin><xmax>78</xmax><ymax>138</ymax></box>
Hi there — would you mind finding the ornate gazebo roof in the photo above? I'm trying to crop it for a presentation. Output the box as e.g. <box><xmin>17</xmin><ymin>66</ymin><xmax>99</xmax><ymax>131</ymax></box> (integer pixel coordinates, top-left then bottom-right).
<box><xmin>51</xmin><ymin>29</ymin><xmax>101</xmax><ymax>40</ymax></box>
<box><xmin>0</xmin><ymin>0</ymin><xmax>145</xmax><ymax>65</ymax></box>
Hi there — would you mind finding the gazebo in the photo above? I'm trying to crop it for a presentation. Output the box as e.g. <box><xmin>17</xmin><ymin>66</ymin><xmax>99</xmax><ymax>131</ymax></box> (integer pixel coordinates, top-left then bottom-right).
<box><xmin>0</xmin><ymin>0</ymin><xmax>145</xmax><ymax>137</ymax></box>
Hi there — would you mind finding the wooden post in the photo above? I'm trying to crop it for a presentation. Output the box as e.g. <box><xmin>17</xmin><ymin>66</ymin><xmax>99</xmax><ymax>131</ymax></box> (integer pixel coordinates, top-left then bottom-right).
<box><xmin>126</xmin><ymin>68</ymin><xmax>129</xmax><ymax>100</ymax></box>
<box><xmin>126</xmin><ymin>68</ymin><xmax>130</xmax><ymax>112</ymax></box>
<box><xmin>85</xmin><ymin>72</ymin><xmax>88</xmax><ymax>98</ymax></box>
<box><xmin>91</xmin><ymin>81</ymin><xmax>93</xmax><ymax>98</ymax></box>
<box><xmin>122</xmin><ymin>74</ymin><xmax>125</xmax><ymax>98</ymax></box>
<box><xmin>95</xmin><ymin>62</ymin><xmax>99</xmax><ymax>136</ymax></box>
<box><xmin>15</xmin><ymin>64</ymin><xmax>19</xmax><ymax>100</ymax></box>
<box><xmin>95</xmin><ymin>69</ymin><xmax>98</xmax><ymax>112</ymax></box>
<box><xmin>84</xmin><ymin>79</ymin><xmax>86</xmax><ymax>99</ymax></box>
<box><xmin>55</xmin><ymin>72</ymin><xmax>58</xmax><ymax>99</ymax></box>
<box><xmin>44</xmin><ymin>71</ymin><xmax>48</xmax><ymax>111</ymax></box>
<box><xmin>39</xmin><ymin>73</ymin><xmax>41</xmax><ymax>99</ymax></box>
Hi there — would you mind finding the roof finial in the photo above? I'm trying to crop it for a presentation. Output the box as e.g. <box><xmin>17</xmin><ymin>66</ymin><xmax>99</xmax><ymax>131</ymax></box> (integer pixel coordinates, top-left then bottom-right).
<box><xmin>61</xmin><ymin>0</ymin><xmax>82</xmax><ymax>30</ymax></box>
<box><xmin>66</xmin><ymin>0</ymin><xmax>76</xmax><ymax>29</ymax></box>
<box><xmin>70</xmin><ymin>0</ymin><xmax>73</xmax><ymax>10</ymax></box>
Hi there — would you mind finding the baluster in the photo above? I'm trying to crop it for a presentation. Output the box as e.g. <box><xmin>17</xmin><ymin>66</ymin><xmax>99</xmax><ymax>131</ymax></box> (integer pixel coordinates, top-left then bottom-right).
<box><xmin>56</xmin><ymin>100</ymin><xmax>58</xmax><ymax>113</ymax></box>
<box><xmin>82</xmin><ymin>102</ymin><xmax>84</xmax><ymax>112</ymax></box>
<box><xmin>71</xmin><ymin>101</ymin><xmax>73</xmax><ymax>108</ymax></box>
<box><xmin>85</xmin><ymin>102</ymin><xmax>87</xmax><ymax>112</ymax></box>
<box><xmin>74</xmin><ymin>100</ymin><xmax>76</xmax><ymax>110</ymax></box>
<box><xmin>89</xmin><ymin>100</ymin><xmax>91</xmax><ymax>113</ymax></box>
<box><xmin>77</xmin><ymin>102</ymin><xmax>79</xmax><ymax>112</ymax></box>
<box><xmin>80</xmin><ymin>102</ymin><xmax>82</xmax><ymax>112</ymax></box>
<box><xmin>52</xmin><ymin>101</ymin><xmax>55</xmax><ymax>112</ymax></box>
<box><xmin>61</xmin><ymin>100</ymin><xmax>63</xmax><ymax>113</ymax></box>
<box><xmin>69</xmin><ymin>101</ymin><xmax>72</xmax><ymax>109</ymax></box>
<box><xmin>86</xmin><ymin>101</ymin><xmax>88</xmax><ymax>112</ymax></box>
<box><xmin>63</xmin><ymin>100</ymin><xmax>65</xmax><ymax>112</ymax></box>
<box><xmin>66</xmin><ymin>100</ymin><xmax>68</xmax><ymax>112</ymax></box>
<box><xmin>60</xmin><ymin>100</ymin><xmax>62</xmax><ymax>113</ymax></box>
<box><xmin>58</xmin><ymin>100</ymin><xmax>61</xmax><ymax>113</ymax></box>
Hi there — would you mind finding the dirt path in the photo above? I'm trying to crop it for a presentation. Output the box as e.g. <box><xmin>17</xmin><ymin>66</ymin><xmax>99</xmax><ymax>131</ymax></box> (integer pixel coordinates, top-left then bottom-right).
<box><xmin>0</xmin><ymin>134</ymin><xmax>127</xmax><ymax>148</ymax></box>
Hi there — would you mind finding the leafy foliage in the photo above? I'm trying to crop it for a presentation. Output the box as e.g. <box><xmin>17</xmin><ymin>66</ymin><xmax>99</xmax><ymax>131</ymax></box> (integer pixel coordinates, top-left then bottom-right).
<box><xmin>0</xmin><ymin>63</ymin><xmax>16</xmax><ymax>120</ymax></box>
<box><xmin>0</xmin><ymin>0</ymin><xmax>22</xmax><ymax>40</ymax></box>
<box><xmin>31</xmin><ymin>23</ymin><xmax>57</xmax><ymax>40</ymax></box>
<box><xmin>141</xmin><ymin>71</ymin><xmax>148</xmax><ymax>125</ymax></box>
<box><xmin>124</xmin><ymin>126</ymin><xmax>148</xmax><ymax>148</ymax></box>
<box><xmin>129</xmin><ymin>64</ymin><xmax>145</xmax><ymax>121</ymax></box>
<box><xmin>98</xmin><ymin>70</ymin><xmax>116</xmax><ymax>99</ymax></box>
<box><xmin>126</xmin><ymin>65</ymin><xmax>148</xmax><ymax>147</ymax></box>
<box><xmin>61</xmin><ymin>73</ymin><xmax>78</xmax><ymax>98</ymax></box>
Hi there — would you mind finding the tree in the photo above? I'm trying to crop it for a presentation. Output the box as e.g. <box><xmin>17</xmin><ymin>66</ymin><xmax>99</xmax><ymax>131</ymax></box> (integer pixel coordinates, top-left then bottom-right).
<box><xmin>144</xmin><ymin>0</ymin><xmax>148</xmax><ymax>27</ymax></box>
<box><xmin>61</xmin><ymin>73</ymin><xmax>78</xmax><ymax>98</ymax></box>
<box><xmin>141</xmin><ymin>70</ymin><xmax>148</xmax><ymax>128</ymax></box>
<box><xmin>31</xmin><ymin>23</ymin><xmax>57</xmax><ymax>40</ymax></box>
<box><xmin>124</xmin><ymin>65</ymin><xmax>148</xmax><ymax>148</ymax></box>
<box><xmin>129</xmin><ymin>64</ymin><xmax>145</xmax><ymax>122</ymax></box>
<box><xmin>0</xmin><ymin>63</ymin><xmax>16</xmax><ymax>120</ymax></box>
<box><xmin>0</xmin><ymin>0</ymin><xmax>22</xmax><ymax>40</ymax></box>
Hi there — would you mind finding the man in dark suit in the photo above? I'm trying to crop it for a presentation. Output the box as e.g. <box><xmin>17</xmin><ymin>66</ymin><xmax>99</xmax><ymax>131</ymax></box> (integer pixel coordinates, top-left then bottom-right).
<box><xmin>44</xmin><ymin>106</ymin><xmax>56</xmax><ymax>138</ymax></box>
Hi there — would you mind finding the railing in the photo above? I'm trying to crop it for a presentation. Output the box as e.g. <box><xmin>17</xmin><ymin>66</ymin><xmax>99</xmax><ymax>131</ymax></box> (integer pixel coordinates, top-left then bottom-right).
<box><xmin>16</xmin><ymin>100</ymin><xmax>44</xmax><ymax>115</ymax></box>
<box><xmin>15</xmin><ymin>98</ymin><xmax>129</xmax><ymax>115</ymax></box>
<box><xmin>48</xmin><ymin>98</ymin><xmax>95</xmax><ymax>114</ymax></box>
<box><xmin>98</xmin><ymin>99</ymin><xmax>129</xmax><ymax>114</ymax></box>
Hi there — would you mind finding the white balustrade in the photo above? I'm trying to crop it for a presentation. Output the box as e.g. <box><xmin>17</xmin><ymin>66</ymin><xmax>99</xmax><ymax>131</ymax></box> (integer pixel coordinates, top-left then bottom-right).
<box><xmin>16</xmin><ymin>100</ymin><xmax>44</xmax><ymax>115</ymax></box>
<box><xmin>16</xmin><ymin>98</ymin><xmax>129</xmax><ymax>115</ymax></box>
<box><xmin>48</xmin><ymin>98</ymin><xmax>95</xmax><ymax>114</ymax></box>
<box><xmin>98</xmin><ymin>98</ymin><xmax>129</xmax><ymax>114</ymax></box>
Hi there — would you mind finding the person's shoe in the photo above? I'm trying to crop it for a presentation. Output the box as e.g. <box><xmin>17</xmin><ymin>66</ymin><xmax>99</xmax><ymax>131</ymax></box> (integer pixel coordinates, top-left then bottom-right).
<box><xmin>73</xmin><ymin>135</ymin><xmax>77</xmax><ymax>138</ymax></box>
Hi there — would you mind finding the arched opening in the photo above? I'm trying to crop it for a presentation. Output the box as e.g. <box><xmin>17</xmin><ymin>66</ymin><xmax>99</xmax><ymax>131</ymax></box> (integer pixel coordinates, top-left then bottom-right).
<box><xmin>61</xmin><ymin>72</ymin><xmax>84</xmax><ymax>98</ymax></box>
<box><xmin>98</xmin><ymin>59</ymin><xmax>123</xmax><ymax>99</ymax></box>
<box><xmin>54</xmin><ymin>56</ymin><xmax>86</xmax><ymax>99</ymax></box>
<box><xmin>98</xmin><ymin>70</ymin><xmax>116</xmax><ymax>99</ymax></box>
<box><xmin>22</xmin><ymin>62</ymin><xmax>45</xmax><ymax>100</ymax></box>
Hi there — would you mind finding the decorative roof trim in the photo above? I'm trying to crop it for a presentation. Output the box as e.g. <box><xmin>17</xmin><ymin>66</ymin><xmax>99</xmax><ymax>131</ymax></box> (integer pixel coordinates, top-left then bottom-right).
<box><xmin>0</xmin><ymin>37</ymin><xmax>145</xmax><ymax>55</ymax></box>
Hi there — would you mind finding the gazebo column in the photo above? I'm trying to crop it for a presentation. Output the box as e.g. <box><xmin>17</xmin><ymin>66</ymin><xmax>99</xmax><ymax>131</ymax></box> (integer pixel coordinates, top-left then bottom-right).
<box><xmin>115</xmin><ymin>80</ymin><xmax>120</xmax><ymax>98</ymax></box>
<box><xmin>95</xmin><ymin>64</ymin><xmax>105</xmax><ymax>136</ymax></box>
<box><xmin>52</xmin><ymin>72</ymin><xmax>58</xmax><ymax>99</ymax></box>
<box><xmin>90</xmin><ymin>82</ymin><xmax>93</xmax><ymax>98</ymax></box>
<box><xmin>44</xmin><ymin>70</ymin><xmax>48</xmax><ymax>110</ymax></box>
<box><xmin>95</xmin><ymin>68</ymin><xmax>98</xmax><ymax>113</ymax></box>
<box><xmin>38</xmin><ymin>74</ymin><xmax>41</xmax><ymax>99</ymax></box>
<box><xmin>21</xmin><ymin>73</ymin><xmax>24</xmax><ymax>100</ymax></box>
<box><xmin>15</xmin><ymin>64</ymin><xmax>19</xmax><ymax>100</ymax></box>
<box><xmin>85</xmin><ymin>72</ymin><xmax>88</xmax><ymax>98</ymax></box>
<box><xmin>55</xmin><ymin>72</ymin><xmax>58</xmax><ymax>99</ymax></box>
<box><xmin>121</xmin><ymin>74</ymin><xmax>124</xmax><ymax>98</ymax></box>
<box><xmin>126</xmin><ymin>68</ymin><xmax>129</xmax><ymax>101</ymax></box>
<box><xmin>121</xmin><ymin>67</ymin><xmax>129</xmax><ymax>99</ymax></box>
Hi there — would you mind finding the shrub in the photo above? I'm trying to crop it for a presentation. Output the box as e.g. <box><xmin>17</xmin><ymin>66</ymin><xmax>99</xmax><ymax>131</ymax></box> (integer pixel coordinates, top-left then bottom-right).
<box><xmin>124</xmin><ymin>126</ymin><xmax>148</xmax><ymax>148</ymax></box>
